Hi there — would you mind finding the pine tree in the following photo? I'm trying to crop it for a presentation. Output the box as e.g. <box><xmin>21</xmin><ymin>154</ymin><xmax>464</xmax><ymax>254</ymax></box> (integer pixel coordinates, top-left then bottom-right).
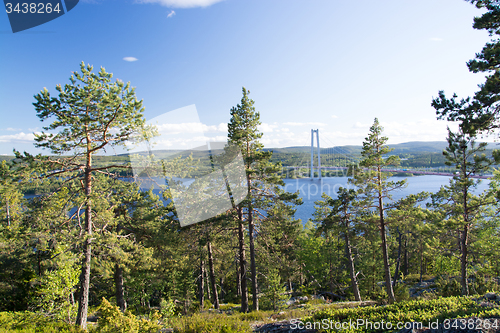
<box><xmin>432</xmin><ymin>0</ymin><xmax>500</xmax><ymax>136</ymax></box>
<box><xmin>429</xmin><ymin>128</ymin><xmax>498</xmax><ymax>295</ymax></box>
<box><xmin>316</xmin><ymin>188</ymin><xmax>362</xmax><ymax>301</ymax></box>
<box><xmin>0</xmin><ymin>160</ymin><xmax>23</xmax><ymax>227</ymax></box>
<box><xmin>18</xmin><ymin>62</ymin><xmax>150</xmax><ymax>329</ymax></box>
<box><xmin>227</xmin><ymin>87</ymin><xmax>263</xmax><ymax>311</ymax></box>
<box><xmin>350</xmin><ymin>118</ymin><xmax>406</xmax><ymax>303</ymax></box>
<box><xmin>227</xmin><ymin>87</ymin><xmax>299</xmax><ymax>311</ymax></box>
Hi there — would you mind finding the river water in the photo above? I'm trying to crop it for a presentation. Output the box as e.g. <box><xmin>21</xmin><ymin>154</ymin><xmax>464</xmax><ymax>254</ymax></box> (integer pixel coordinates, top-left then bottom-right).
<box><xmin>284</xmin><ymin>176</ymin><xmax>491</xmax><ymax>223</ymax></box>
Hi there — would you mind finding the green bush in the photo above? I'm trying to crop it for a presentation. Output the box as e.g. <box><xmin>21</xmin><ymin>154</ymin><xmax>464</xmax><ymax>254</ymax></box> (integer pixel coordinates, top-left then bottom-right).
<box><xmin>219</xmin><ymin>303</ymin><xmax>239</xmax><ymax>312</ymax></box>
<box><xmin>436</xmin><ymin>277</ymin><xmax>462</xmax><ymax>297</ymax></box>
<box><xmin>307</xmin><ymin>296</ymin><xmax>500</xmax><ymax>332</ymax></box>
<box><xmin>169</xmin><ymin>312</ymin><xmax>251</xmax><ymax>333</ymax></box>
<box><xmin>404</xmin><ymin>274</ymin><xmax>434</xmax><ymax>283</ymax></box>
<box><xmin>0</xmin><ymin>311</ymin><xmax>83</xmax><ymax>333</ymax></box>
<box><xmin>470</xmin><ymin>274</ymin><xmax>500</xmax><ymax>295</ymax></box>
<box><xmin>203</xmin><ymin>299</ymin><xmax>213</xmax><ymax>310</ymax></box>
<box><xmin>94</xmin><ymin>298</ymin><xmax>161</xmax><ymax>333</ymax></box>
<box><xmin>260</xmin><ymin>269</ymin><xmax>288</xmax><ymax>311</ymax></box>
<box><xmin>365</xmin><ymin>286</ymin><xmax>388</xmax><ymax>303</ymax></box>
<box><xmin>160</xmin><ymin>298</ymin><xmax>177</xmax><ymax>318</ymax></box>
<box><xmin>394</xmin><ymin>283</ymin><xmax>410</xmax><ymax>302</ymax></box>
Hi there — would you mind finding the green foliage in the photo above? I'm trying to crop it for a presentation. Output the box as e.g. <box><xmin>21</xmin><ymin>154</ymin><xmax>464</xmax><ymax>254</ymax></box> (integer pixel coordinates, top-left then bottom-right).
<box><xmin>95</xmin><ymin>298</ymin><xmax>161</xmax><ymax>333</ymax></box>
<box><xmin>349</xmin><ymin>118</ymin><xmax>406</xmax><ymax>304</ymax></box>
<box><xmin>170</xmin><ymin>312</ymin><xmax>251</xmax><ymax>333</ymax></box>
<box><xmin>0</xmin><ymin>312</ymin><xmax>83</xmax><ymax>332</ymax></box>
<box><xmin>29</xmin><ymin>245</ymin><xmax>79</xmax><ymax>322</ymax></box>
<box><xmin>159</xmin><ymin>298</ymin><xmax>177</xmax><ymax>319</ymax></box>
<box><xmin>393</xmin><ymin>283</ymin><xmax>411</xmax><ymax>302</ymax></box>
<box><xmin>432</xmin><ymin>1</ymin><xmax>500</xmax><ymax>136</ymax></box>
<box><xmin>436</xmin><ymin>277</ymin><xmax>463</xmax><ymax>297</ymax></box>
<box><xmin>308</xmin><ymin>296</ymin><xmax>500</xmax><ymax>332</ymax></box>
<box><xmin>403</xmin><ymin>274</ymin><xmax>433</xmax><ymax>284</ymax></box>
<box><xmin>260</xmin><ymin>269</ymin><xmax>288</xmax><ymax>311</ymax></box>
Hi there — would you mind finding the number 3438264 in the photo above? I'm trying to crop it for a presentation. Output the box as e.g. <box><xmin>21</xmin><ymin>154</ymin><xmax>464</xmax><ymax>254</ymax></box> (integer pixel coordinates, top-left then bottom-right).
<box><xmin>5</xmin><ymin>3</ymin><xmax>62</xmax><ymax>14</ymax></box>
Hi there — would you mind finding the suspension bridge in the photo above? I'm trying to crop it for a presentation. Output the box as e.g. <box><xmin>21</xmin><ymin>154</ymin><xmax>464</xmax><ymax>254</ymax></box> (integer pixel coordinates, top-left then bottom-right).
<box><xmin>280</xmin><ymin>129</ymin><xmax>491</xmax><ymax>180</ymax></box>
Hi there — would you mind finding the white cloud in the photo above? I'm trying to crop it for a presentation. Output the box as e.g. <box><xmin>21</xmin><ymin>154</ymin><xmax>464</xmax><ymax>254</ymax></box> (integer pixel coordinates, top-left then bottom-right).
<box><xmin>123</xmin><ymin>57</ymin><xmax>138</xmax><ymax>62</ymax></box>
<box><xmin>0</xmin><ymin>132</ymin><xmax>36</xmax><ymax>143</ymax></box>
<box><xmin>258</xmin><ymin>122</ymin><xmax>278</xmax><ymax>133</ymax></box>
<box><xmin>283</xmin><ymin>122</ymin><xmax>327</xmax><ymax>127</ymax></box>
<box><xmin>429</xmin><ymin>37</ymin><xmax>443</xmax><ymax>42</ymax></box>
<box><xmin>353</xmin><ymin>122</ymin><xmax>371</xmax><ymax>129</ymax></box>
<box><xmin>137</xmin><ymin>118</ymin><xmax>463</xmax><ymax>151</ymax></box>
<box><xmin>331</xmin><ymin>115</ymin><xmax>338</xmax><ymax>119</ymax></box>
<box><xmin>136</xmin><ymin>0</ymin><xmax>224</xmax><ymax>8</ymax></box>
<box><xmin>4</xmin><ymin>127</ymin><xmax>21</xmax><ymax>131</ymax></box>
<box><xmin>155</xmin><ymin>122</ymin><xmax>227</xmax><ymax>134</ymax></box>
<box><xmin>253</xmin><ymin>118</ymin><xmax>464</xmax><ymax>148</ymax></box>
<box><xmin>167</xmin><ymin>10</ymin><xmax>176</xmax><ymax>18</ymax></box>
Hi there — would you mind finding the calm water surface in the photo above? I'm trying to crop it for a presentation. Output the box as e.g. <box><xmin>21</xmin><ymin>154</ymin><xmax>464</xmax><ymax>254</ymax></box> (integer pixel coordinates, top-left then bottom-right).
<box><xmin>25</xmin><ymin>176</ymin><xmax>491</xmax><ymax>224</ymax></box>
<box><xmin>284</xmin><ymin>176</ymin><xmax>491</xmax><ymax>223</ymax></box>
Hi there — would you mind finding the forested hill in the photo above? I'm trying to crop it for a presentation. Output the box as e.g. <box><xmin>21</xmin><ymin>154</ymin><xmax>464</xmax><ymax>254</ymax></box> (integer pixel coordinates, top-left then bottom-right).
<box><xmin>266</xmin><ymin>141</ymin><xmax>499</xmax><ymax>155</ymax></box>
<box><xmin>3</xmin><ymin>141</ymin><xmax>497</xmax><ymax>170</ymax></box>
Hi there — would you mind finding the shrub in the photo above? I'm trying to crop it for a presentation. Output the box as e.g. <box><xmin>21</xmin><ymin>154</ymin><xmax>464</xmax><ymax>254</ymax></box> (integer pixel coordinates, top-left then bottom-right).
<box><xmin>404</xmin><ymin>274</ymin><xmax>434</xmax><ymax>283</ymax></box>
<box><xmin>95</xmin><ymin>298</ymin><xmax>161</xmax><ymax>333</ymax></box>
<box><xmin>436</xmin><ymin>277</ymin><xmax>462</xmax><ymax>297</ymax></box>
<box><xmin>169</xmin><ymin>312</ymin><xmax>251</xmax><ymax>333</ymax></box>
<box><xmin>260</xmin><ymin>269</ymin><xmax>288</xmax><ymax>311</ymax></box>
<box><xmin>306</xmin><ymin>296</ymin><xmax>500</xmax><ymax>332</ymax></box>
<box><xmin>470</xmin><ymin>274</ymin><xmax>500</xmax><ymax>295</ymax></box>
<box><xmin>394</xmin><ymin>283</ymin><xmax>410</xmax><ymax>302</ymax></box>
<box><xmin>160</xmin><ymin>298</ymin><xmax>176</xmax><ymax>319</ymax></box>
<box><xmin>0</xmin><ymin>311</ymin><xmax>83</xmax><ymax>332</ymax></box>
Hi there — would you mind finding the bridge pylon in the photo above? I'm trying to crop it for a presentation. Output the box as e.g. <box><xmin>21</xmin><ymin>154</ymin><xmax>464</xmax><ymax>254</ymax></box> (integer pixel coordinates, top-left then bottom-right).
<box><xmin>311</xmin><ymin>129</ymin><xmax>321</xmax><ymax>180</ymax></box>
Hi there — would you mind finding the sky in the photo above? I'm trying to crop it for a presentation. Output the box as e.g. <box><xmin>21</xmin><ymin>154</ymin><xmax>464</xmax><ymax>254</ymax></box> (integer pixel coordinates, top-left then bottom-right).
<box><xmin>0</xmin><ymin>0</ymin><xmax>495</xmax><ymax>155</ymax></box>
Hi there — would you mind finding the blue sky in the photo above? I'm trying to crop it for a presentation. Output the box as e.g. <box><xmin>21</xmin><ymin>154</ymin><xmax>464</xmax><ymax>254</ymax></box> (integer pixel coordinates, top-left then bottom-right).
<box><xmin>0</xmin><ymin>0</ymin><xmax>493</xmax><ymax>154</ymax></box>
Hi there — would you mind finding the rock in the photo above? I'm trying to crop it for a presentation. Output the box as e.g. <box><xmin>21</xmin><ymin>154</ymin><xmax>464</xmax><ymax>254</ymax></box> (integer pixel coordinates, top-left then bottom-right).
<box><xmin>253</xmin><ymin>319</ymin><xmax>318</xmax><ymax>332</ymax></box>
<box><xmin>485</xmin><ymin>292</ymin><xmax>497</xmax><ymax>300</ymax></box>
<box><xmin>87</xmin><ymin>315</ymin><xmax>98</xmax><ymax>322</ymax></box>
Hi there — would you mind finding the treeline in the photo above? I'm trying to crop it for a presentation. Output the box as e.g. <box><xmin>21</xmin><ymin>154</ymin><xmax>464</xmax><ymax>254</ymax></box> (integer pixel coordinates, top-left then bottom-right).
<box><xmin>3</xmin><ymin>1</ymin><xmax>500</xmax><ymax>326</ymax></box>
<box><xmin>2</xmin><ymin>80</ymin><xmax>500</xmax><ymax>329</ymax></box>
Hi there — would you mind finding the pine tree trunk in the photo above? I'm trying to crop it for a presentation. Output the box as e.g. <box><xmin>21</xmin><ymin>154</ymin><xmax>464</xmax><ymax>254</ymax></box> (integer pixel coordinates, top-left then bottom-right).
<box><xmin>419</xmin><ymin>242</ymin><xmax>423</xmax><ymax>284</ymax></box>
<box><xmin>393</xmin><ymin>227</ymin><xmax>402</xmax><ymax>288</ymax></box>
<box><xmin>238</xmin><ymin>208</ymin><xmax>248</xmax><ymax>312</ymax></box>
<box><xmin>380</xmin><ymin>222</ymin><xmax>395</xmax><ymax>302</ymax></box>
<box><xmin>206</xmin><ymin>267</ymin><xmax>211</xmax><ymax>300</ymax></box>
<box><xmin>461</xmin><ymin>223</ymin><xmax>470</xmax><ymax>296</ymax></box>
<box><xmin>461</xmin><ymin>166</ymin><xmax>470</xmax><ymax>296</ymax></box>
<box><xmin>76</xmin><ymin>161</ymin><xmax>92</xmax><ymax>329</ymax></box>
<box><xmin>6</xmin><ymin>199</ymin><xmax>10</xmax><ymax>227</ymax></box>
<box><xmin>207</xmin><ymin>239</ymin><xmax>219</xmax><ymax>309</ymax></box>
<box><xmin>236</xmin><ymin>256</ymin><xmax>241</xmax><ymax>297</ymax></box>
<box><xmin>220</xmin><ymin>277</ymin><xmax>225</xmax><ymax>302</ymax></box>
<box><xmin>378</xmin><ymin>168</ymin><xmax>395</xmax><ymax>303</ymax></box>
<box><xmin>114</xmin><ymin>264</ymin><xmax>127</xmax><ymax>312</ymax></box>
<box><xmin>344</xmin><ymin>232</ymin><xmax>361</xmax><ymax>301</ymax></box>
<box><xmin>403</xmin><ymin>234</ymin><xmax>409</xmax><ymax>277</ymax></box>
<box><xmin>248</xmin><ymin>205</ymin><xmax>258</xmax><ymax>311</ymax></box>
<box><xmin>199</xmin><ymin>258</ymin><xmax>205</xmax><ymax>309</ymax></box>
